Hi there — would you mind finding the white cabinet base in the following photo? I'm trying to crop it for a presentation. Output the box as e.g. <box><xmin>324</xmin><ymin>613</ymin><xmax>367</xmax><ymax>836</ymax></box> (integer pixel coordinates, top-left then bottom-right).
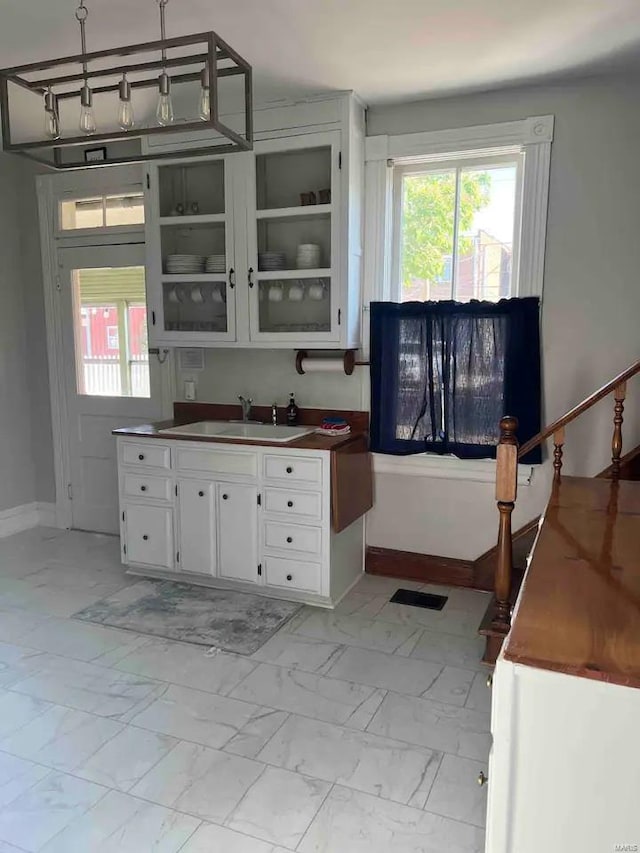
<box><xmin>118</xmin><ymin>437</ymin><xmax>364</xmax><ymax>608</ymax></box>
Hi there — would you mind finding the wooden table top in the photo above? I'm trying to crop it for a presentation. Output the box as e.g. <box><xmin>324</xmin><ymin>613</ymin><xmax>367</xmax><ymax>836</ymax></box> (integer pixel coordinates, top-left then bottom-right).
<box><xmin>504</xmin><ymin>476</ymin><xmax>640</xmax><ymax>689</ymax></box>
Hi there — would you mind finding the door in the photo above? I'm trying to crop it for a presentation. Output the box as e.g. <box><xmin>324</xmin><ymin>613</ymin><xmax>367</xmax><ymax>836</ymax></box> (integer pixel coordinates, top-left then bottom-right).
<box><xmin>177</xmin><ymin>479</ymin><xmax>217</xmax><ymax>576</ymax></box>
<box><xmin>124</xmin><ymin>503</ymin><xmax>174</xmax><ymax>569</ymax></box>
<box><xmin>246</xmin><ymin>131</ymin><xmax>341</xmax><ymax>345</ymax></box>
<box><xmin>217</xmin><ymin>482</ymin><xmax>259</xmax><ymax>584</ymax></box>
<box><xmin>58</xmin><ymin>243</ymin><xmax>166</xmax><ymax>533</ymax></box>
<box><xmin>146</xmin><ymin>156</ymin><xmax>238</xmax><ymax>345</ymax></box>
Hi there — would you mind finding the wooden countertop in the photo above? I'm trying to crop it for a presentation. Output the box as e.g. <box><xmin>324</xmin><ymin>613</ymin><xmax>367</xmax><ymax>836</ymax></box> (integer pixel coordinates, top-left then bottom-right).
<box><xmin>112</xmin><ymin>419</ymin><xmax>362</xmax><ymax>452</ymax></box>
<box><xmin>504</xmin><ymin>477</ymin><xmax>640</xmax><ymax>689</ymax></box>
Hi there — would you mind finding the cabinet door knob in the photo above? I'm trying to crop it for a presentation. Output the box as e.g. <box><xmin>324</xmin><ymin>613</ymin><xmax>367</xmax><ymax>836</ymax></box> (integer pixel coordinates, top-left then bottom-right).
<box><xmin>286</xmin><ymin>466</ymin><xmax>293</xmax><ymax>474</ymax></box>
<box><xmin>287</xmin><ymin>500</ymin><xmax>293</xmax><ymax>508</ymax></box>
<box><xmin>140</xmin><ymin>485</ymin><xmax>147</xmax><ymax>492</ymax></box>
<box><xmin>138</xmin><ymin>454</ymin><xmax>145</xmax><ymax>461</ymax></box>
<box><xmin>143</xmin><ymin>534</ymin><xmax>149</xmax><ymax>541</ymax></box>
<box><xmin>222</xmin><ymin>493</ymin><xmax>229</xmax><ymax>500</ymax></box>
<box><xmin>198</xmin><ymin>491</ymin><xmax>204</xmax><ymax>497</ymax></box>
<box><xmin>286</xmin><ymin>536</ymin><xmax>293</xmax><ymax>543</ymax></box>
<box><xmin>286</xmin><ymin>574</ymin><xmax>293</xmax><ymax>581</ymax></box>
<box><xmin>477</xmin><ymin>771</ymin><xmax>488</xmax><ymax>787</ymax></box>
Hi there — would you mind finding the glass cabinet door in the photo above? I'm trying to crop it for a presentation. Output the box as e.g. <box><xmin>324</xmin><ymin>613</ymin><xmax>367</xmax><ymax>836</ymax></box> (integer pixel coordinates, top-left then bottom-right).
<box><xmin>149</xmin><ymin>157</ymin><xmax>236</xmax><ymax>343</ymax></box>
<box><xmin>248</xmin><ymin>132</ymin><xmax>340</xmax><ymax>343</ymax></box>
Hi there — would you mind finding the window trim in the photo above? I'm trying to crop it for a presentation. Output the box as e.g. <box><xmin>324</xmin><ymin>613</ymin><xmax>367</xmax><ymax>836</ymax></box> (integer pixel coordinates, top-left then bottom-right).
<box><xmin>362</xmin><ymin>115</ymin><xmax>553</xmax><ymax>480</ymax></box>
<box><xmin>389</xmin><ymin>151</ymin><xmax>524</xmax><ymax>303</ymax></box>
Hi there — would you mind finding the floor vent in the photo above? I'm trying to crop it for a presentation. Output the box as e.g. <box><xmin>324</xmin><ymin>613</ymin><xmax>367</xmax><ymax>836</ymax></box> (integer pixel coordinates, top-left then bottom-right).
<box><xmin>390</xmin><ymin>589</ymin><xmax>448</xmax><ymax>610</ymax></box>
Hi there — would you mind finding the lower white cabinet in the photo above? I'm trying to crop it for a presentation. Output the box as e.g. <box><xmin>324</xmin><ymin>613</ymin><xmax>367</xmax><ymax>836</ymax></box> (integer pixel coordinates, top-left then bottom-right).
<box><xmin>177</xmin><ymin>479</ymin><xmax>216</xmax><ymax>576</ymax></box>
<box><xmin>123</xmin><ymin>503</ymin><xmax>174</xmax><ymax>570</ymax></box>
<box><xmin>117</xmin><ymin>437</ymin><xmax>364</xmax><ymax>607</ymax></box>
<box><xmin>217</xmin><ymin>483</ymin><xmax>258</xmax><ymax>584</ymax></box>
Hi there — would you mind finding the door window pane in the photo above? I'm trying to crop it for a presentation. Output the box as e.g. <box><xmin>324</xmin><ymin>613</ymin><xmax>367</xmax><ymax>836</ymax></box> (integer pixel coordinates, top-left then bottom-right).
<box><xmin>72</xmin><ymin>266</ymin><xmax>150</xmax><ymax>398</ymax></box>
<box><xmin>60</xmin><ymin>192</ymin><xmax>144</xmax><ymax>230</ymax></box>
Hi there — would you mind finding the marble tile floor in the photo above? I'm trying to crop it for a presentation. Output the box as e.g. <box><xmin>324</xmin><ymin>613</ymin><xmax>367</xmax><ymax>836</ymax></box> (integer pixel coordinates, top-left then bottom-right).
<box><xmin>0</xmin><ymin>527</ymin><xmax>491</xmax><ymax>852</ymax></box>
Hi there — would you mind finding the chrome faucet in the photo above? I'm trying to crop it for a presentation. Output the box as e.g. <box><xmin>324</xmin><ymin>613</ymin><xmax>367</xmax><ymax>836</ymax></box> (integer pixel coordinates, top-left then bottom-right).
<box><xmin>238</xmin><ymin>396</ymin><xmax>253</xmax><ymax>422</ymax></box>
<box><xmin>271</xmin><ymin>402</ymin><xmax>278</xmax><ymax>426</ymax></box>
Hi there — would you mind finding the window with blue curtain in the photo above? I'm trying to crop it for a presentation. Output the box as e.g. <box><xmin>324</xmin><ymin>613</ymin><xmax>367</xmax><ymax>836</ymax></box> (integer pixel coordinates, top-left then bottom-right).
<box><xmin>369</xmin><ymin>297</ymin><xmax>542</xmax><ymax>464</ymax></box>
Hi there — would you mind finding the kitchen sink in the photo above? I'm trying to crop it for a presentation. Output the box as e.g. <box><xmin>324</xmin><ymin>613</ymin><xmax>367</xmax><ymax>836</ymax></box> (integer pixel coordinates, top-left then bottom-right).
<box><xmin>159</xmin><ymin>421</ymin><xmax>316</xmax><ymax>443</ymax></box>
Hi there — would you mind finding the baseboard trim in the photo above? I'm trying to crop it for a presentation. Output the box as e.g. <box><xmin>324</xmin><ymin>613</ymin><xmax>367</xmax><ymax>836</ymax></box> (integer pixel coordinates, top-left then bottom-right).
<box><xmin>0</xmin><ymin>502</ymin><xmax>58</xmax><ymax>538</ymax></box>
<box><xmin>366</xmin><ymin>546</ymin><xmax>475</xmax><ymax>588</ymax></box>
<box><xmin>366</xmin><ymin>519</ymin><xmax>541</xmax><ymax>592</ymax></box>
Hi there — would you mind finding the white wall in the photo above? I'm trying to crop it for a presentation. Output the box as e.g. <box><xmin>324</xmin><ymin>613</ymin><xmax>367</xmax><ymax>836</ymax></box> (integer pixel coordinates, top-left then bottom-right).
<box><xmin>365</xmin><ymin>71</ymin><xmax>640</xmax><ymax>558</ymax></box>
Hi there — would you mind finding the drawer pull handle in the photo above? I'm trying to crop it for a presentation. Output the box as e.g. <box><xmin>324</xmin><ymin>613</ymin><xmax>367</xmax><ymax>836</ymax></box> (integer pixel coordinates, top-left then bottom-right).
<box><xmin>286</xmin><ymin>536</ymin><xmax>293</xmax><ymax>543</ymax></box>
<box><xmin>198</xmin><ymin>491</ymin><xmax>204</xmax><ymax>497</ymax></box>
<box><xmin>143</xmin><ymin>534</ymin><xmax>149</xmax><ymax>541</ymax></box>
<box><xmin>138</xmin><ymin>454</ymin><xmax>145</xmax><ymax>461</ymax></box>
<box><xmin>222</xmin><ymin>493</ymin><xmax>229</xmax><ymax>500</ymax></box>
<box><xmin>287</xmin><ymin>500</ymin><xmax>294</xmax><ymax>508</ymax></box>
<box><xmin>286</xmin><ymin>574</ymin><xmax>293</xmax><ymax>581</ymax></box>
<box><xmin>477</xmin><ymin>771</ymin><xmax>488</xmax><ymax>787</ymax></box>
<box><xmin>140</xmin><ymin>485</ymin><xmax>147</xmax><ymax>492</ymax></box>
<box><xmin>286</xmin><ymin>466</ymin><xmax>293</xmax><ymax>474</ymax></box>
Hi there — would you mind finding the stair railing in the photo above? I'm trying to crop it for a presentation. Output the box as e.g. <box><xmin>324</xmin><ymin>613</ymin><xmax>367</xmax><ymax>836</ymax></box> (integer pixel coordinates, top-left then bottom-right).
<box><xmin>490</xmin><ymin>359</ymin><xmax>640</xmax><ymax>649</ymax></box>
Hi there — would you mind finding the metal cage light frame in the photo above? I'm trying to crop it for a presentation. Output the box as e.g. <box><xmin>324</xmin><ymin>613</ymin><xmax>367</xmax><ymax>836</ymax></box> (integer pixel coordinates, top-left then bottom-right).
<box><xmin>0</xmin><ymin>1</ymin><xmax>253</xmax><ymax>169</ymax></box>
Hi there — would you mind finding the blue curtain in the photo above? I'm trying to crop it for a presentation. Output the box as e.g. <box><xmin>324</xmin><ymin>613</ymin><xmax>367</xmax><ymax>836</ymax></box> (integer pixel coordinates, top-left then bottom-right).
<box><xmin>370</xmin><ymin>297</ymin><xmax>542</xmax><ymax>464</ymax></box>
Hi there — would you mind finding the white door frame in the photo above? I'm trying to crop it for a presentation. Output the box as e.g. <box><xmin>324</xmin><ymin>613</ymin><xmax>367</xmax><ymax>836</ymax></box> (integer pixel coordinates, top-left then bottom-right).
<box><xmin>36</xmin><ymin>170</ymin><xmax>175</xmax><ymax>530</ymax></box>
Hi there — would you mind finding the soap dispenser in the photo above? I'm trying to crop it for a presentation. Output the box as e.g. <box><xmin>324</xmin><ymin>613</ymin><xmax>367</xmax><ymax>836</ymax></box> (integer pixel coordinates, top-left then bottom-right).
<box><xmin>286</xmin><ymin>393</ymin><xmax>299</xmax><ymax>426</ymax></box>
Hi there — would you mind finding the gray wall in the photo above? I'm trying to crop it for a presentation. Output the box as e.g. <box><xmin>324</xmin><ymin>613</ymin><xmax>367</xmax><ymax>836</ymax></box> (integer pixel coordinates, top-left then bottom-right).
<box><xmin>365</xmin><ymin>70</ymin><xmax>640</xmax><ymax>557</ymax></box>
<box><xmin>0</xmin><ymin>155</ymin><xmax>54</xmax><ymax>514</ymax></box>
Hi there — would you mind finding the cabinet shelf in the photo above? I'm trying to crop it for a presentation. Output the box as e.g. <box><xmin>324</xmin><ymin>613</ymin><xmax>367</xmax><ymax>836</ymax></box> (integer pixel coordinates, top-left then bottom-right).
<box><xmin>162</xmin><ymin>273</ymin><xmax>228</xmax><ymax>283</ymax></box>
<box><xmin>159</xmin><ymin>214</ymin><xmax>227</xmax><ymax>226</ymax></box>
<box><xmin>256</xmin><ymin>204</ymin><xmax>332</xmax><ymax>221</ymax></box>
<box><xmin>255</xmin><ymin>268</ymin><xmax>331</xmax><ymax>281</ymax></box>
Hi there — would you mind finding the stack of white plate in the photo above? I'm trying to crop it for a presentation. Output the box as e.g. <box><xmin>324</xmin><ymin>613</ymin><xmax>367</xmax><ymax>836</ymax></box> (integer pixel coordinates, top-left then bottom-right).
<box><xmin>296</xmin><ymin>243</ymin><xmax>321</xmax><ymax>269</ymax></box>
<box><xmin>258</xmin><ymin>252</ymin><xmax>286</xmax><ymax>271</ymax></box>
<box><xmin>165</xmin><ymin>254</ymin><xmax>205</xmax><ymax>274</ymax></box>
<box><xmin>205</xmin><ymin>254</ymin><xmax>226</xmax><ymax>274</ymax></box>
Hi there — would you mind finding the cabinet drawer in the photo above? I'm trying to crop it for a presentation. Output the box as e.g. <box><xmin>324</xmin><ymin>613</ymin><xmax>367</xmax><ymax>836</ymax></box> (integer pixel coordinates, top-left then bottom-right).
<box><xmin>123</xmin><ymin>473</ymin><xmax>172</xmax><ymax>502</ymax></box>
<box><xmin>263</xmin><ymin>520</ymin><xmax>322</xmax><ymax>556</ymax></box>
<box><xmin>122</xmin><ymin>442</ymin><xmax>171</xmax><ymax>470</ymax></box>
<box><xmin>124</xmin><ymin>504</ymin><xmax>174</xmax><ymax>569</ymax></box>
<box><xmin>265</xmin><ymin>556</ymin><xmax>322</xmax><ymax>594</ymax></box>
<box><xmin>263</xmin><ymin>488</ymin><xmax>322</xmax><ymax>521</ymax></box>
<box><xmin>176</xmin><ymin>447</ymin><xmax>257</xmax><ymax>478</ymax></box>
<box><xmin>263</xmin><ymin>454</ymin><xmax>322</xmax><ymax>487</ymax></box>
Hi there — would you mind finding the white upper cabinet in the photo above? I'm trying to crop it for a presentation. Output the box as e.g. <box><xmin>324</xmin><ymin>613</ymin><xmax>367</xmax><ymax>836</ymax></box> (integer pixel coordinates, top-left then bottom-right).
<box><xmin>145</xmin><ymin>93</ymin><xmax>364</xmax><ymax>350</ymax></box>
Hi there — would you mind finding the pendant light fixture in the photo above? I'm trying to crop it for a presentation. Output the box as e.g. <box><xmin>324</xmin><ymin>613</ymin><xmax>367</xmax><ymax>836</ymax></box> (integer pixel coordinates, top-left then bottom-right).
<box><xmin>0</xmin><ymin>1</ymin><xmax>253</xmax><ymax>169</ymax></box>
<box><xmin>155</xmin><ymin>0</ymin><xmax>174</xmax><ymax>126</ymax></box>
<box><xmin>43</xmin><ymin>89</ymin><xmax>60</xmax><ymax>139</ymax></box>
<box><xmin>117</xmin><ymin>74</ymin><xmax>135</xmax><ymax>129</ymax></box>
<box><xmin>76</xmin><ymin>2</ymin><xmax>96</xmax><ymax>134</ymax></box>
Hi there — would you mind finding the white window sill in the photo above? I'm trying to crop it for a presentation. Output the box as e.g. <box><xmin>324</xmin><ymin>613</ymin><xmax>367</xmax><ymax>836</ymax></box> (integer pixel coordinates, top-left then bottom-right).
<box><xmin>372</xmin><ymin>452</ymin><xmax>534</xmax><ymax>486</ymax></box>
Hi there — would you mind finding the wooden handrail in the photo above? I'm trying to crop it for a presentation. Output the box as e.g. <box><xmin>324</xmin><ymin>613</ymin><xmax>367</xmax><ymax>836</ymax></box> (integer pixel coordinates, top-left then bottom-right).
<box><xmin>518</xmin><ymin>359</ymin><xmax>640</xmax><ymax>459</ymax></box>
<box><xmin>482</xmin><ymin>357</ymin><xmax>640</xmax><ymax>665</ymax></box>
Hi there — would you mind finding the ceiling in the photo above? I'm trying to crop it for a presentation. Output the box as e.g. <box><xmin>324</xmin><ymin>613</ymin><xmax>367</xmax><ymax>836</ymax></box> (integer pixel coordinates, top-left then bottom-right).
<box><xmin>1</xmin><ymin>0</ymin><xmax>639</xmax><ymax>105</ymax></box>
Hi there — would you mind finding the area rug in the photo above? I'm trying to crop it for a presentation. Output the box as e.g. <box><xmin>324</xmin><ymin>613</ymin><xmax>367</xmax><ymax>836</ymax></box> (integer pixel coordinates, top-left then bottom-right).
<box><xmin>73</xmin><ymin>579</ymin><xmax>302</xmax><ymax>655</ymax></box>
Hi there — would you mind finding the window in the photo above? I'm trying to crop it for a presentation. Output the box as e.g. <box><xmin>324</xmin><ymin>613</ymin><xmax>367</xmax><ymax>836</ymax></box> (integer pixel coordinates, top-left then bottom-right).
<box><xmin>392</xmin><ymin>153</ymin><xmax>522</xmax><ymax>302</ymax></box>
<box><xmin>59</xmin><ymin>192</ymin><xmax>144</xmax><ymax>231</ymax></box>
<box><xmin>72</xmin><ymin>266</ymin><xmax>150</xmax><ymax>397</ymax></box>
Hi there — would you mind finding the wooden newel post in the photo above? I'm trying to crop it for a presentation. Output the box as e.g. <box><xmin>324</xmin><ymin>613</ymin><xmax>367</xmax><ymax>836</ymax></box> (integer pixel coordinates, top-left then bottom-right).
<box><xmin>611</xmin><ymin>381</ymin><xmax>626</xmax><ymax>481</ymax></box>
<box><xmin>493</xmin><ymin>415</ymin><xmax>519</xmax><ymax>630</ymax></box>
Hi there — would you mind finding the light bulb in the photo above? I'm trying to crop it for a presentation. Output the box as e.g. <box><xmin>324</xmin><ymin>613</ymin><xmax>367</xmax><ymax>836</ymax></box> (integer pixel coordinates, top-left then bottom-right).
<box><xmin>79</xmin><ymin>83</ymin><xmax>96</xmax><ymax>134</ymax></box>
<box><xmin>198</xmin><ymin>66</ymin><xmax>210</xmax><ymax>121</ymax></box>
<box><xmin>156</xmin><ymin>71</ymin><xmax>174</xmax><ymax>126</ymax></box>
<box><xmin>117</xmin><ymin>74</ymin><xmax>135</xmax><ymax>130</ymax></box>
<box><xmin>43</xmin><ymin>90</ymin><xmax>60</xmax><ymax>140</ymax></box>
